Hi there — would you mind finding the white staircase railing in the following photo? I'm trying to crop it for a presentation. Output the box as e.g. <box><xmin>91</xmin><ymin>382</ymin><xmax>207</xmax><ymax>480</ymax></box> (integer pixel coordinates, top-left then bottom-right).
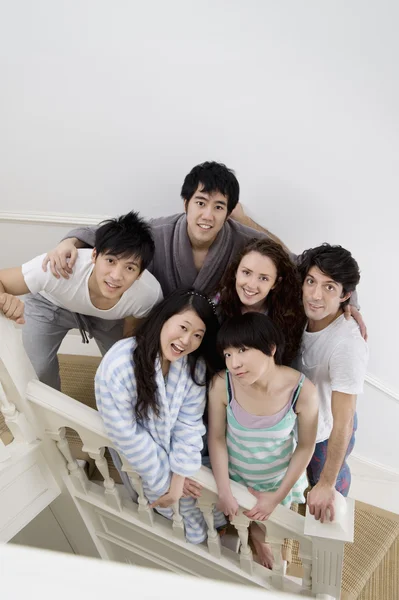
<box><xmin>25</xmin><ymin>376</ymin><xmax>354</xmax><ymax>598</ymax></box>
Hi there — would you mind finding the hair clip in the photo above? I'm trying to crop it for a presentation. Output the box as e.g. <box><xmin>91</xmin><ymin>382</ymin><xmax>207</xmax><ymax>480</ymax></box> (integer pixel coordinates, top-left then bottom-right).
<box><xmin>187</xmin><ymin>290</ymin><xmax>217</xmax><ymax>315</ymax></box>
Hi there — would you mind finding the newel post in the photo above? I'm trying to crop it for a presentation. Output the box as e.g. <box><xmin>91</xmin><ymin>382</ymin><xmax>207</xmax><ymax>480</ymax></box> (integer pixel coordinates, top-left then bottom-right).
<box><xmin>304</xmin><ymin>492</ymin><xmax>355</xmax><ymax>599</ymax></box>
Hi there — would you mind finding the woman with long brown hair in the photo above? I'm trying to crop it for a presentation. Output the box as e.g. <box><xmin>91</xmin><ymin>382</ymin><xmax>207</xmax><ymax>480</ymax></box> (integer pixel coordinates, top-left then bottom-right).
<box><xmin>217</xmin><ymin>238</ymin><xmax>306</xmax><ymax>365</ymax></box>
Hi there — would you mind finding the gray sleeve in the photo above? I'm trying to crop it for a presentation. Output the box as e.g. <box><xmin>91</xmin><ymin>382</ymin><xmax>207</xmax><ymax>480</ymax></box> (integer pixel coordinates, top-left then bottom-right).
<box><xmin>61</xmin><ymin>226</ymin><xmax>97</xmax><ymax>247</ymax></box>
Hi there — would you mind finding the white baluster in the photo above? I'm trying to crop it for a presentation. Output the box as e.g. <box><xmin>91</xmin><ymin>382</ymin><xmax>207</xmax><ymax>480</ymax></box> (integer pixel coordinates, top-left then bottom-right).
<box><xmin>88</xmin><ymin>449</ymin><xmax>122</xmax><ymax>511</ymax></box>
<box><xmin>124</xmin><ymin>469</ymin><xmax>154</xmax><ymax>526</ymax></box>
<box><xmin>171</xmin><ymin>502</ymin><xmax>186</xmax><ymax>540</ymax></box>
<box><xmin>197</xmin><ymin>496</ymin><xmax>222</xmax><ymax>558</ymax></box>
<box><xmin>301</xmin><ymin>556</ymin><xmax>312</xmax><ymax>592</ymax></box>
<box><xmin>0</xmin><ymin>381</ymin><xmax>36</xmax><ymax>444</ymax></box>
<box><xmin>269</xmin><ymin>536</ymin><xmax>285</xmax><ymax>588</ymax></box>
<box><xmin>231</xmin><ymin>511</ymin><xmax>253</xmax><ymax>575</ymax></box>
<box><xmin>50</xmin><ymin>427</ymin><xmax>89</xmax><ymax>493</ymax></box>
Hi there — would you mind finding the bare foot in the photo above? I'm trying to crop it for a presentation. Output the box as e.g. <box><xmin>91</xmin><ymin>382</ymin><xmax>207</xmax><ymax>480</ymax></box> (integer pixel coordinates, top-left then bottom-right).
<box><xmin>250</xmin><ymin>522</ymin><xmax>274</xmax><ymax>569</ymax></box>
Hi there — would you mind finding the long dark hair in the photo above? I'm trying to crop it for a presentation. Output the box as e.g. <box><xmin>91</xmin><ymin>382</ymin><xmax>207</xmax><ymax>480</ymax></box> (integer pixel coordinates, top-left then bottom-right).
<box><xmin>217</xmin><ymin>313</ymin><xmax>285</xmax><ymax>366</ymax></box>
<box><xmin>133</xmin><ymin>288</ymin><xmax>220</xmax><ymax>421</ymax></box>
<box><xmin>218</xmin><ymin>238</ymin><xmax>306</xmax><ymax>365</ymax></box>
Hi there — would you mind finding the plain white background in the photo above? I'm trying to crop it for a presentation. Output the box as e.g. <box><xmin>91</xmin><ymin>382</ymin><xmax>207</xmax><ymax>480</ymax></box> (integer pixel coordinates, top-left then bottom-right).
<box><xmin>0</xmin><ymin>1</ymin><xmax>398</xmax><ymax>468</ymax></box>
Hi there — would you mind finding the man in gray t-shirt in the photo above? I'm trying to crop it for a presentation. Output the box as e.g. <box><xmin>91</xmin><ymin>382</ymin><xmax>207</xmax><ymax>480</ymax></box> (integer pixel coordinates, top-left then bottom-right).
<box><xmin>296</xmin><ymin>244</ymin><xmax>368</xmax><ymax>523</ymax></box>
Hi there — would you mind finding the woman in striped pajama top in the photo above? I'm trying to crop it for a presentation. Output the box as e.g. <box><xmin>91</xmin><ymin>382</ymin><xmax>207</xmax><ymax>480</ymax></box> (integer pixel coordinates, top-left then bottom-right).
<box><xmin>208</xmin><ymin>312</ymin><xmax>318</xmax><ymax>568</ymax></box>
<box><xmin>95</xmin><ymin>288</ymin><xmax>220</xmax><ymax>545</ymax></box>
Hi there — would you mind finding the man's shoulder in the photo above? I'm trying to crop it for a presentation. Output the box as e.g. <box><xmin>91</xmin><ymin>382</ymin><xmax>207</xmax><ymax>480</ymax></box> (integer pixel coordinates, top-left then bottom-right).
<box><xmin>332</xmin><ymin>315</ymin><xmax>367</xmax><ymax>347</ymax></box>
<box><xmin>74</xmin><ymin>248</ymin><xmax>93</xmax><ymax>266</ymax></box>
<box><xmin>322</xmin><ymin>316</ymin><xmax>368</xmax><ymax>370</ymax></box>
<box><xmin>130</xmin><ymin>269</ymin><xmax>162</xmax><ymax>296</ymax></box>
<box><xmin>149</xmin><ymin>213</ymin><xmax>183</xmax><ymax>232</ymax></box>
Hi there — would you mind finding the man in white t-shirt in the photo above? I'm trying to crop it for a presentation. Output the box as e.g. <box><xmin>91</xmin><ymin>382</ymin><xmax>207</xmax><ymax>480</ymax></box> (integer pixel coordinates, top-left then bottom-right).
<box><xmin>0</xmin><ymin>211</ymin><xmax>163</xmax><ymax>389</ymax></box>
<box><xmin>295</xmin><ymin>243</ymin><xmax>368</xmax><ymax>522</ymax></box>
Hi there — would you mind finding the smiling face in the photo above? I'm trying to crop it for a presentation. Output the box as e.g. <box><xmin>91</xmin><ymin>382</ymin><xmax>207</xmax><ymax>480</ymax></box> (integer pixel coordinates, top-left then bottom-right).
<box><xmin>160</xmin><ymin>308</ymin><xmax>206</xmax><ymax>363</ymax></box>
<box><xmin>91</xmin><ymin>250</ymin><xmax>142</xmax><ymax>301</ymax></box>
<box><xmin>184</xmin><ymin>185</ymin><xmax>229</xmax><ymax>248</ymax></box>
<box><xmin>235</xmin><ymin>251</ymin><xmax>278</xmax><ymax>311</ymax></box>
<box><xmin>223</xmin><ymin>345</ymin><xmax>275</xmax><ymax>386</ymax></box>
<box><xmin>302</xmin><ymin>266</ymin><xmax>350</xmax><ymax>330</ymax></box>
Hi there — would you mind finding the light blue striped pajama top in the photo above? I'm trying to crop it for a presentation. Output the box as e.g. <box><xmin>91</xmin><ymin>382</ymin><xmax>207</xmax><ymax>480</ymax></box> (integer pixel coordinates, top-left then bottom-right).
<box><xmin>95</xmin><ymin>337</ymin><xmax>208</xmax><ymax>544</ymax></box>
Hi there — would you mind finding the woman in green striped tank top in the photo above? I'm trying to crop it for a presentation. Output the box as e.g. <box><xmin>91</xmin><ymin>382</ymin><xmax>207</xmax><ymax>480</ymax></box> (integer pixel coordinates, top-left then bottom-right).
<box><xmin>208</xmin><ymin>312</ymin><xmax>318</xmax><ymax>569</ymax></box>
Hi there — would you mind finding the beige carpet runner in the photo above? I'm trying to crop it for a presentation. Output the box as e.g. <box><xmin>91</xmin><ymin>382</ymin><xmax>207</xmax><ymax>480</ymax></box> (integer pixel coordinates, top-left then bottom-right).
<box><xmin>1</xmin><ymin>353</ymin><xmax>398</xmax><ymax>599</ymax></box>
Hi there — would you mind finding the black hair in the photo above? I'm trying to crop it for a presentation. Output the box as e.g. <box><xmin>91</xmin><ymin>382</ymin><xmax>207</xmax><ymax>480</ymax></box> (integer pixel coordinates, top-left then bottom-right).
<box><xmin>94</xmin><ymin>211</ymin><xmax>155</xmax><ymax>273</ymax></box>
<box><xmin>217</xmin><ymin>312</ymin><xmax>285</xmax><ymax>366</ymax></box>
<box><xmin>297</xmin><ymin>243</ymin><xmax>360</xmax><ymax>308</ymax></box>
<box><xmin>181</xmin><ymin>161</ymin><xmax>240</xmax><ymax>214</ymax></box>
<box><xmin>133</xmin><ymin>288</ymin><xmax>221</xmax><ymax>421</ymax></box>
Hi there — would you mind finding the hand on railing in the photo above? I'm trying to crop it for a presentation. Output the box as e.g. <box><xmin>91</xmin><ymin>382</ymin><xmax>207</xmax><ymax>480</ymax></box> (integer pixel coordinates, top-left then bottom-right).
<box><xmin>150</xmin><ymin>473</ymin><xmax>185</xmax><ymax>509</ymax></box>
<box><xmin>307</xmin><ymin>482</ymin><xmax>336</xmax><ymax>523</ymax></box>
<box><xmin>243</xmin><ymin>489</ymin><xmax>280</xmax><ymax>522</ymax></box>
<box><xmin>216</xmin><ymin>490</ymin><xmax>239</xmax><ymax>520</ymax></box>
<box><xmin>182</xmin><ymin>477</ymin><xmax>202</xmax><ymax>499</ymax></box>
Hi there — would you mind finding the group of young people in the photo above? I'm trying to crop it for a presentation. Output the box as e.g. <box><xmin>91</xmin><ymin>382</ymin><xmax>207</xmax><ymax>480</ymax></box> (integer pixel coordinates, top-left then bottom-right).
<box><xmin>0</xmin><ymin>161</ymin><xmax>368</xmax><ymax>567</ymax></box>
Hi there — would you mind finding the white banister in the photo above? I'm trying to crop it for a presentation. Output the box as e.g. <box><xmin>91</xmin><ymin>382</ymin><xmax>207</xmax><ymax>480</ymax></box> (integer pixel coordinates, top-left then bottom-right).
<box><xmin>171</xmin><ymin>502</ymin><xmax>186</xmax><ymax>540</ymax></box>
<box><xmin>121</xmin><ymin>464</ymin><xmax>154</xmax><ymax>526</ymax></box>
<box><xmin>23</xmin><ymin>376</ymin><xmax>355</xmax><ymax>597</ymax></box>
<box><xmin>50</xmin><ymin>427</ymin><xmax>90</xmax><ymax>494</ymax></box>
<box><xmin>304</xmin><ymin>491</ymin><xmax>354</xmax><ymax>598</ymax></box>
<box><xmin>196</xmin><ymin>491</ymin><xmax>222</xmax><ymax>558</ymax></box>
<box><xmin>0</xmin><ymin>381</ymin><xmax>36</xmax><ymax>444</ymax></box>
<box><xmin>231</xmin><ymin>511</ymin><xmax>253</xmax><ymax>575</ymax></box>
<box><xmin>88</xmin><ymin>448</ymin><xmax>123</xmax><ymax>511</ymax></box>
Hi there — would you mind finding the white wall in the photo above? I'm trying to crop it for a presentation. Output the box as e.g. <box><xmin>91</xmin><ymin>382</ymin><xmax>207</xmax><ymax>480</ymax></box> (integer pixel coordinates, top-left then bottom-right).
<box><xmin>0</xmin><ymin>1</ymin><xmax>398</xmax><ymax>469</ymax></box>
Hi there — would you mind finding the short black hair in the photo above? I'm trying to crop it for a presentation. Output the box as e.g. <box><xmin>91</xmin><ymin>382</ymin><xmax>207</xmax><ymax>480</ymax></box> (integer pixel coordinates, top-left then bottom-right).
<box><xmin>217</xmin><ymin>312</ymin><xmax>285</xmax><ymax>366</ymax></box>
<box><xmin>297</xmin><ymin>243</ymin><xmax>360</xmax><ymax>308</ymax></box>
<box><xmin>181</xmin><ymin>161</ymin><xmax>240</xmax><ymax>213</ymax></box>
<box><xmin>94</xmin><ymin>211</ymin><xmax>154</xmax><ymax>273</ymax></box>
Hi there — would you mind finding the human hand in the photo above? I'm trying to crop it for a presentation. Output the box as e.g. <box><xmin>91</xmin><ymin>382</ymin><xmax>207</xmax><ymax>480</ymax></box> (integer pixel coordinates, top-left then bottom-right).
<box><xmin>216</xmin><ymin>491</ymin><xmax>239</xmax><ymax>520</ymax></box>
<box><xmin>182</xmin><ymin>478</ymin><xmax>202</xmax><ymax>499</ymax></box>
<box><xmin>344</xmin><ymin>305</ymin><xmax>367</xmax><ymax>341</ymax></box>
<box><xmin>149</xmin><ymin>489</ymin><xmax>182</xmax><ymax>509</ymax></box>
<box><xmin>42</xmin><ymin>239</ymin><xmax>79</xmax><ymax>279</ymax></box>
<box><xmin>229</xmin><ymin>202</ymin><xmax>246</xmax><ymax>222</ymax></box>
<box><xmin>0</xmin><ymin>293</ymin><xmax>25</xmax><ymax>324</ymax></box>
<box><xmin>243</xmin><ymin>488</ymin><xmax>280</xmax><ymax>521</ymax></box>
<box><xmin>307</xmin><ymin>482</ymin><xmax>336</xmax><ymax>523</ymax></box>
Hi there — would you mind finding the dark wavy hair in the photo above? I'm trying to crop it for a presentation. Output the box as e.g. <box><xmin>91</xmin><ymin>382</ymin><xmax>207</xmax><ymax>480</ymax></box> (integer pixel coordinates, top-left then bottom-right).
<box><xmin>133</xmin><ymin>288</ymin><xmax>220</xmax><ymax>421</ymax></box>
<box><xmin>218</xmin><ymin>238</ymin><xmax>306</xmax><ymax>365</ymax></box>
<box><xmin>217</xmin><ymin>313</ymin><xmax>285</xmax><ymax>366</ymax></box>
<box><xmin>297</xmin><ymin>243</ymin><xmax>360</xmax><ymax>309</ymax></box>
<box><xmin>181</xmin><ymin>161</ymin><xmax>239</xmax><ymax>214</ymax></box>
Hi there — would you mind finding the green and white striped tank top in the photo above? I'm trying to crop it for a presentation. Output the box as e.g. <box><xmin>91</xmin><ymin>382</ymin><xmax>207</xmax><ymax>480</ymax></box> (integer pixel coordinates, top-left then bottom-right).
<box><xmin>226</xmin><ymin>371</ymin><xmax>308</xmax><ymax>506</ymax></box>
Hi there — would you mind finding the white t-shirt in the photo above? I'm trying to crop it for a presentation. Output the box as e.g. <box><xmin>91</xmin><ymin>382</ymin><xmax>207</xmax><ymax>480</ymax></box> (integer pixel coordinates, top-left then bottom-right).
<box><xmin>296</xmin><ymin>314</ymin><xmax>368</xmax><ymax>443</ymax></box>
<box><xmin>22</xmin><ymin>249</ymin><xmax>163</xmax><ymax>320</ymax></box>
